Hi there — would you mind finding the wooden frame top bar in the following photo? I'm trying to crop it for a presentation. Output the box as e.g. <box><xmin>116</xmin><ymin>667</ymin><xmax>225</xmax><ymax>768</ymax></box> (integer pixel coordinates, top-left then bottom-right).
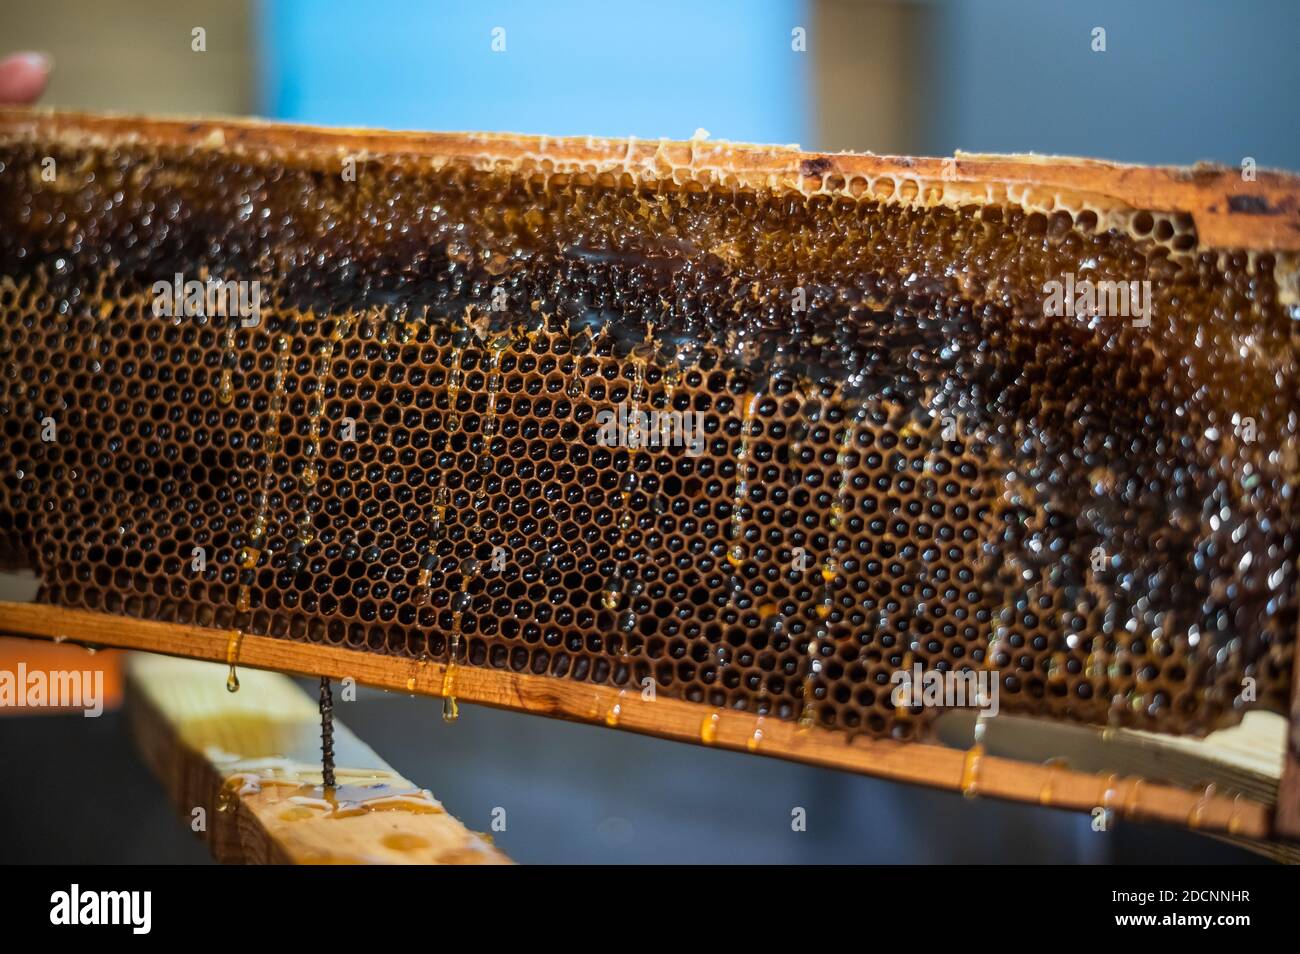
<box><xmin>1</xmin><ymin>106</ymin><xmax>1297</xmax><ymax>252</ymax></box>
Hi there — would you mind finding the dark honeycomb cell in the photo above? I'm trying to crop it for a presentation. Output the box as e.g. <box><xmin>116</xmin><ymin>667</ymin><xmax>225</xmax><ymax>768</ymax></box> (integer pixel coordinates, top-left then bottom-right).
<box><xmin>0</xmin><ymin>122</ymin><xmax>1295</xmax><ymax>740</ymax></box>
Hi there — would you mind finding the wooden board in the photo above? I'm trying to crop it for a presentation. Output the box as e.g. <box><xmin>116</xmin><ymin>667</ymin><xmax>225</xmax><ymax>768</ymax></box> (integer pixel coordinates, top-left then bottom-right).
<box><xmin>935</xmin><ymin>708</ymin><xmax>1295</xmax><ymax>861</ymax></box>
<box><xmin>125</xmin><ymin>650</ymin><xmax>510</xmax><ymax>865</ymax></box>
<box><xmin>4</xmin><ymin>600</ymin><xmax>1284</xmax><ymax>845</ymax></box>
<box><xmin>1276</xmin><ymin>650</ymin><xmax>1300</xmax><ymax>840</ymax></box>
<box><xmin>937</xmin><ymin>709</ymin><xmax>1285</xmax><ymax>807</ymax></box>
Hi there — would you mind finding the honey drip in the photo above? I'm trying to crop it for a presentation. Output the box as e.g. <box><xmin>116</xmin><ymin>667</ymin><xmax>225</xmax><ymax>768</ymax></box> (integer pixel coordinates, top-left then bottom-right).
<box><xmin>700</xmin><ymin>711</ymin><xmax>720</xmax><ymax>745</ymax></box>
<box><xmin>406</xmin><ymin>652</ymin><xmax>430</xmax><ymax>693</ymax></box>
<box><xmin>415</xmin><ymin>485</ymin><xmax>450</xmax><ymax>607</ymax></box>
<box><xmin>565</xmin><ymin>325</ymin><xmax>593</xmax><ymax>399</ymax></box>
<box><xmin>1097</xmin><ymin>773</ymin><xmax>1120</xmax><ymax>828</ymax></box>
<box><xmin>216</xmin><ymin>312</ymin><xmax>238</xmax><ymax>405</ymax></box>
<box><xmin>88</xmin><ymin>299</ymin><xmax>110</xmax><ymax>372</ymax></box>
<box><xmin>415</xmin><ymin>344</ymin><xmax>461</xmax><ymax>606</ymax></box>
<box><xmin>290</xmin><ymin>314</ymin><xmax>352</xmax><ymax>575</ymax></box>
<box><xmin>801</xmin><ymin>400</ymin><xmax>861</xmax><ymax>729</ymax></box>
<box><xmin>605</xmin><ymin>690</ymin><xmax>626</xmax><ymax>727</ymax></box>
<box><xmin>602</xmin><ymin>335</ymin><xmax>653</xmax><ymax>644</ymax></box>
<box><xmin>225</xmin><ymin>629</ymin><xmax>244</xmax><ymax>693</ymax></box>
<box><xmin>445</xmin><ymin>340</ymin><xmax>465</xmax><ymax>433</ymax></box>
<box><xmin>961</xmin><ymin>712</ymin><xmax>990</xmax><ymax>799</ymax></box>
<box><xmin>1227</xmin><ymin>793</ymin><xmax>1245</xmax><ymax>835</ymax></box>
<box><xmin>442</xmin><ymin>556</ymin><xmax>481</xmax><ymax>722</ymax></box>
<box><xmin>1122</xmin><ymin>777</ymin><xmax>1142</xmax><ymax>820</ymax></box>
<box><xmin>727</xmin><ymin>389</ymin><xmax>763</xmax><ymax>593</ymax></box>
<box><xmin>472</xmin><ymin>332</ymin><xmax>509</xmax><ymax>512</ymax></box>
<box><xmin>429</xmin><ymin>485</ymin><xmax>451</xmax><ymax>542</ymax></box>
<box><xmin>660</xmin><ymin>366</ymin><xmax>680</xmax><ymax>409</ymax></box>
<box><xmin>441</xmin><ymin>672</ymin><xmax>460</xmax><ymax>723</ymax></box>
<box><xmin>747</xmin><ymin>685</ymin><xmax>771</xmax><ymax>752</ymax></box>
<box><xmin>960</xmin><ymin>744</ymin><xmax>985</xmax><ymax>799</ymax></box>
<box><xmin>233</xmin><ymin>328</ymin><xmax>292</xmax><ymax>629</ymax></box>
<box><xmin>1038</xmin><ymin>760</ymin><xmax>1066</xmax><ymax>806</ymax></box>
<box><xmin>1187</xmin><ymin>783</ymin><xmax>1217</xmax><ymax>829</ymax></box>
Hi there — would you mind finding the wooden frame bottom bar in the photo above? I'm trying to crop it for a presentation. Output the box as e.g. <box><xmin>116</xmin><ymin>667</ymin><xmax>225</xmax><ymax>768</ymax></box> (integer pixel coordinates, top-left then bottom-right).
<box><xmin>0</xmin><ymin>600</ymin><xmax>1281</xmax><ymax>844</ymax></box>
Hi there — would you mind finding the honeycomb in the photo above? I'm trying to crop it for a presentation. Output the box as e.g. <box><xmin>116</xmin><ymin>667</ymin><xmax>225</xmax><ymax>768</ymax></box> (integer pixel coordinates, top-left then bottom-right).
<box><xmin>0</xmin><ymin>118</ymin><xmax>1296</xmax><ymax>741</ymax></box>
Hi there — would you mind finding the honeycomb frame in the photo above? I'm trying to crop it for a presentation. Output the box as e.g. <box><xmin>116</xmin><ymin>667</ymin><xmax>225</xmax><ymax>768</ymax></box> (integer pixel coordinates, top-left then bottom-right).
<box><xmin>1</xmin><ymin>108</ymin><xmax>1298</xmax><ymax>749</ymax></box>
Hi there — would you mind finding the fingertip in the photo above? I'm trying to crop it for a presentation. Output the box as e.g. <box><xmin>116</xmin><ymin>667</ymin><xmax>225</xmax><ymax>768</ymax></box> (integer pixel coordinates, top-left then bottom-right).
<box><xmin>0</xmin><ymin>52</ymin><xmax>53</xmax><ymax>105</ymax></box>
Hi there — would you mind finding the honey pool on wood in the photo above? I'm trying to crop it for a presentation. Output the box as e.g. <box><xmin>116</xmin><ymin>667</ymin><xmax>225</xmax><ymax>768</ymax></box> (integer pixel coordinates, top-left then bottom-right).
<box><xmin>125</xmin><ymin>652</ymin><xmax>509</xmax><ymax>864</ymax></box>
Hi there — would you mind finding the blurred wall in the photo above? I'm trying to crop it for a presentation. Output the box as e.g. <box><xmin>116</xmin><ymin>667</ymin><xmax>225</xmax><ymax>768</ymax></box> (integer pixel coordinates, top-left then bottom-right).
<box><xmin>811</xmin><ymin>0</ymin><xmax>935</xmax><ymax>155</ymax></box>
<box><xmin>925</xmin><ymin>0</ymin><xmax>1300</xmax><ymax>168</ymax></box>
<box><xmin>3</xmin><ymin>0</ymin><xmax>254</xmax><ymax>115</ymax></box>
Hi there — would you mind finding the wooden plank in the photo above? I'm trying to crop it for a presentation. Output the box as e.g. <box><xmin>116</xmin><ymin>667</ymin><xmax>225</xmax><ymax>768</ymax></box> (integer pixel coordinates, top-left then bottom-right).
<box><xmin>1275</xmin><ymin>634</ymin><xmax>1300</xmax><ymax>840</ymax></box>
<box><xmin>2</xmin><ymin>600</ymin><xmax>1282</xmax><ymax>843</ymax></box>
<box><xmin>937</xmin><ymin>709</ymin><xmax>1285</xmax><ymax>808</ymax></box>
<box><xmin>124</xmin><ymin>650</ymin><xmax>510</xmax><ymax>865</ymax></box>
<box><xmin>936</xmin><ymin>708</ymin><xmax>1294</xmax><ymax>860</ymax></box>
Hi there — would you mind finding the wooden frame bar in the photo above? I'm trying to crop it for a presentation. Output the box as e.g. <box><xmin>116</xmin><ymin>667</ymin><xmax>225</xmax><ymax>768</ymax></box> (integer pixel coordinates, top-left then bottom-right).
<box><xmin>1</xmin><ymin>599</ymin><xmax>1283</xmax><ymax>844</ymax></box>
<box><xmin>1275</xmin><ymin>623</ymin><xmax>1300</xmax><ymax>840</ymax></box>
<box><xmin>1</xmin><ymin>107</ymin><xmax>1296</xmax><ymax>251</ymax></box>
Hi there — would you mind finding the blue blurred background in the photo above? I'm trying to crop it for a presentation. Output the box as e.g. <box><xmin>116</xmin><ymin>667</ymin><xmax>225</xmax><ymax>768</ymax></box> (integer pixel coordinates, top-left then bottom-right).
<box><xmin>260</xmin><ymin>0</ymin><xmax>812</xmax><ymax>145</ymax></box>
<box><xmin>1</xmin><ymin>0</ymin><xmax>1295</xmax><ymax>864</ymax></box>
<box><xmin>256</xmin><ymin>0</ymin><xmax>1300</xmax><ymax>169</ymax></box>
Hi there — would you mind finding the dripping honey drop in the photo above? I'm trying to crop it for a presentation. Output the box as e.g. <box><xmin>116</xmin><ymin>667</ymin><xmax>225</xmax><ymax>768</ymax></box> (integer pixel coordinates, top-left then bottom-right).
<box><xmin>442</xmin><ymin>557</ymin><xmax>481</xmax><ymax>722</ymax></box>
<box><xmin>700</xmin><ymin>711</ymin><xmax>720</xmax><ymax>745</ymax></box>
<box><xmin>225</xmin><ymin>629</ymin><xmax>245</xmax><ymax>693</ymax></box>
